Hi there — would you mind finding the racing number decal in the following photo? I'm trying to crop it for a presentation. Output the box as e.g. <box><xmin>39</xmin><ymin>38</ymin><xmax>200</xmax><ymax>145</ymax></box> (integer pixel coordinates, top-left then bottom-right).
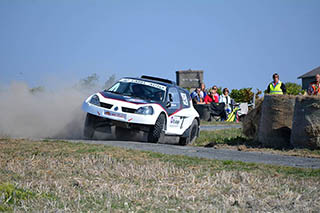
<box><xmin>180</xmin><ymin>92</ymin><xmax>188</xmax><ymax>106</ymax></box>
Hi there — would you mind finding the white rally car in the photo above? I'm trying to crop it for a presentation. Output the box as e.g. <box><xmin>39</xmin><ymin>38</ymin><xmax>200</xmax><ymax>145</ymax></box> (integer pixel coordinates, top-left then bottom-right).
<box><xmin>82</xmin><ymin>75</ymin><xmax>200</xmax><ymax>145</ymax></box>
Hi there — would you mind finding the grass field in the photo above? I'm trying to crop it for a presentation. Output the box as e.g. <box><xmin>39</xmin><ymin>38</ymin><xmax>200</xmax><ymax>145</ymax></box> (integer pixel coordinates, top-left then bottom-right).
<box><xmin>195</xmin><ymin>129</ymin><xmax>320</xmax><ymax>159</ymax></box>
<box><xmin>1</xmin><ymin>138</ymin><xmax>320</xmax><ymax>212</ymax></box>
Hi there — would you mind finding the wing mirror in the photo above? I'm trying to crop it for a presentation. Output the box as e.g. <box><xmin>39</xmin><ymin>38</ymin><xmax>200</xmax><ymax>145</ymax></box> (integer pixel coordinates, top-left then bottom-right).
<box><xmin>169</xmin><ymin>93</ymin><xmax>173</xmax><ymax>102</ymax></box>
<box><xmin>166</xmin><ymin>93</ymin><xmax>173</xmax><ymax>108</ymax></box>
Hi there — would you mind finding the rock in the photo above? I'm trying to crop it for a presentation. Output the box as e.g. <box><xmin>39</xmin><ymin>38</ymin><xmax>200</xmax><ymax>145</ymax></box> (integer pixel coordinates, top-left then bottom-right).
<box><xmin>258</xmin><ymin>95</ymin><xmax>296</xmax><ymax>149</ymax></box>
<box><xmin>291</xmin><ymin>96</ymin><xmax>320</xmax><ymax>149</ymax></box>
<box><xmin>242</xmin><ymin>99</ymin><xmax>263</xmax><ymax>140</ymax></box>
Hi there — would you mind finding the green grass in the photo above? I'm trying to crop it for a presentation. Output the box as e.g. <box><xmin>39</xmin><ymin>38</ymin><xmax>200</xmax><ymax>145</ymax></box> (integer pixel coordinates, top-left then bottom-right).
<box><xmin>0</xmin><ymin>183</ymin><xmax>36</xmax><ymax>211</ymax></box>
<box><xmin>195</xmin><ymin>129</ymin><xmax>320</xmax><ymax>159</ymax></box>
<box><xmin>200</xmin><ymin>120</ymin><xmax>242</xmax><ymax>126</ymax></box>
<box><xmin>195</xmin><ymin>128</ymin><xmax>250</xmax><ymax>146</ymax></box>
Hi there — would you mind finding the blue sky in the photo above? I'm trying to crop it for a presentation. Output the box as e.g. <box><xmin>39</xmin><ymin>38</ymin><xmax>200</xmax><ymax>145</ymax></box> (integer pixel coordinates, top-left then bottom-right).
<box><xmin>0</xmin><ymin>0</ymin><xmax>319</xmax><ymax>91</ymax></box>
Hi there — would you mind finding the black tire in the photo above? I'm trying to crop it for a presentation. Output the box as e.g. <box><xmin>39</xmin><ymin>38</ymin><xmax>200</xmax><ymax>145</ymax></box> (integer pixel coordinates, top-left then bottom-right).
<box><xmin>147</xmin><ymin>114</ymin><xmax>166</xmax><ymax>143</ymax></box>
<box><xmin>83</xmin><ymin>113</ymin><xmax>96</xmax><ymax>139</ymax></box>
<box><xmin>179</xmin><ymin>119</ymin><xmax>199</xmax><ymax>146</ymax></box>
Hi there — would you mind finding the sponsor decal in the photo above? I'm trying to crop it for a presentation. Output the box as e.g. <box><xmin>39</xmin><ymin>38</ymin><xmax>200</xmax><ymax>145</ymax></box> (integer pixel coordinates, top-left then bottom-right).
<box><xmin>104</xmin><ymin>110</ymin><xmax>127</xmax><ymax>119</ymax></box>
<box><xmin>128</xmin><ymin>118</ymin><xmax>133</xmax><ymax>122</ymax></box>
<box><xmin>119</xmin><ymin>78</ymin><xmax>166</xmax><ymax>91</ymax></box>
<box><xmin>126</xmin><ymin>98</ymin><xmax>146</xmax><ymax>103</ymax></box>
<box><xmin>170</xmin><ymin>116</ymin><xmax>180</xmax><ymax>126</ymax></box>
<box><xmin>97</xmin><ymin>111</ymin><xmax>100</xmax><ymax>116</ymax></box>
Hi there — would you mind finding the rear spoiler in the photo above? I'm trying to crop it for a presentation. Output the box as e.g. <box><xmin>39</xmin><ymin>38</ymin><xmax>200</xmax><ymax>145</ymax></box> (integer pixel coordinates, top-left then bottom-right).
<box><xmin>141</xmin><ymin>75</ymin><xmax>175</xmax><ymax>85</ymax></box>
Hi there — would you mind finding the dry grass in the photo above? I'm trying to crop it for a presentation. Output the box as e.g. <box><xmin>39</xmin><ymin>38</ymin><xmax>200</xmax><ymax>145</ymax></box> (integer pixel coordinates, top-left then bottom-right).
<box><xmin>1</xmin><ymin>138</ymin><xmax>320</xmax><ymax>212</ymax></box>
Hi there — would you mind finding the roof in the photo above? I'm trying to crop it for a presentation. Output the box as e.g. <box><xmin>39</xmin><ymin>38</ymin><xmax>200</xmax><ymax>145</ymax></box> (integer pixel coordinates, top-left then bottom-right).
<box><xmin>298</xmin><ymin>66</ymin><xmax>320</xmax><ymax>79</ymax></box>
<box><xmin>122</xmin><ymin>76</ymin><xmax>174</xmax><ymax>87</ymax></box>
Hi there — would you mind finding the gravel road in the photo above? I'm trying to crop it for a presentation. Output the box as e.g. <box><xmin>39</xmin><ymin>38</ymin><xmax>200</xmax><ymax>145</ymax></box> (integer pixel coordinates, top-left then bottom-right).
<box><xmin>63</xmin><ymin>138</ymin><xmax>320</xmax><ymax>169</ymax></box>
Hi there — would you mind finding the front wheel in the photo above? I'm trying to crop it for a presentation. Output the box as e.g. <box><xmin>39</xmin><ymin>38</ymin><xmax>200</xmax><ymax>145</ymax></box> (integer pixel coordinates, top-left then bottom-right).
<box><xmin>83</xmin><ymin>113</ymin><xmax>96</xmax><ymax>139</ymax></box>
<box><xmin>179</xmin><ymin>119</ymin><xmax>199</xmax><ymax>145</ymax></box>
<box><xmin>147</xmin><ymin>114</ymin><xmax>166</xmax><ymax>143</ymax></box>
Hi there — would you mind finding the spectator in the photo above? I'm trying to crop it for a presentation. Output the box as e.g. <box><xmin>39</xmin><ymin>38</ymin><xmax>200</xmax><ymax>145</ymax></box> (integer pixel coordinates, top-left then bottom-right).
<box><xmin>204</xmin><ymin>88</ymin><xmax>219</xmax><ymax>104</ymax></box>
<box><xmin>308</xmin><ymin>73</ymin><xmax>320</xmax><ymax>95</ymax></box>
<box><xmin>219</xmin><ymin>88</ymin><xmax>232</xmax><ymax>114</ymax></box>
<box><xmin>212</xmin><ymin>85</ymin><xmax>220</xmax><ymax>100</ymax></box>
<box><xmin>200</xmin><ymin>83</ymin><xmax>207</xmax><ymax>100</ymax></box>
<box><xmin>205</xmin><ymin>88</ymin><xmax>227</xmax><ymax>121</ymax></box>
<box><xmin>266</xmin><ymin>73</ymin><xmax>286</xmax><ymax>94</ymax></box>
<box><xmin>191</xmin><ymin>87</ymin><xmax>205</xmax><ymax>105</ymax></box>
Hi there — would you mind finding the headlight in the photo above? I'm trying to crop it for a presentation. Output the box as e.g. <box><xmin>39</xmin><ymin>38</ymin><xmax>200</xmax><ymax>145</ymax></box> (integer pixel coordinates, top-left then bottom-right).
<box><xmin>136</xmin><ymin>106</ymin><xmax>154</xmax><ymax>115</ymax></box>
<box><xmin>89</xmin><ymin>95</ymin><xmax>100</xmax><ymax>106</ymax></box>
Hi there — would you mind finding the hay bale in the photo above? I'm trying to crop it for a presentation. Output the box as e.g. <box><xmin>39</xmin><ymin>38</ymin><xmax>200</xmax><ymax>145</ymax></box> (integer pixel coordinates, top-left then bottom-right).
<box><xmin>258</xmin><ymin>95</ymin><xmax>296</xmax><ymax>148</ymax></box>
<box><xmin>291</xmin><ymin>96</ymin><xmax>320</xmax><ymax>149</ymax></box>
<box><xmin>242</xmin><ymin>99</ymin><xmax>263</xmax><ymax>140</ymax></box>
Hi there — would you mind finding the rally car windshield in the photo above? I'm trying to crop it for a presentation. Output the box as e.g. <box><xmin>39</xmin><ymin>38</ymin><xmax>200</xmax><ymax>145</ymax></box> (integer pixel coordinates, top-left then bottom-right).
<box><xmin>107</xmin><ymin>79</ymin><xmax>166</xmax><ymax>102</ymax></box>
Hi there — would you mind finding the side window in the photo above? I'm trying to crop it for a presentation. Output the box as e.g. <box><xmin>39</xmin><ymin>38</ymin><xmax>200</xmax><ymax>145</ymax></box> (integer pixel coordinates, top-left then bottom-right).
<box><xmin>168</xmin><ymin>87</ymin><xmax>181</xmax><ymax>109</ymax></box>
<box><xmin>180</xmin><ymin>91</ymin><xmax>190</xmax><ymax>107</ymax></box>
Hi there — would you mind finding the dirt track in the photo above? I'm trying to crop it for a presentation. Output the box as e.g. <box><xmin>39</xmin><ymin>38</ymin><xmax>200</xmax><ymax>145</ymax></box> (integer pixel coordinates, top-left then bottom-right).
<box><xmin>61</xmin><ymin>138</ymin><xmax>320</xmax><ymax>169</ymax></box>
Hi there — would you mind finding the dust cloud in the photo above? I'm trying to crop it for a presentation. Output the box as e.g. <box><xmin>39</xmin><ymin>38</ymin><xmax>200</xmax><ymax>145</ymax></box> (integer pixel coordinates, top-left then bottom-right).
<box><xmin>0</xmin><ymin>81</ymin><xmax>89</xmax><ymax>139</ymax></box>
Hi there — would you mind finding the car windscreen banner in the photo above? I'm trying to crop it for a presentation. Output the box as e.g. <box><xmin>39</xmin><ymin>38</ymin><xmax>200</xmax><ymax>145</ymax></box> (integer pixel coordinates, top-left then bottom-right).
<box><xmin>119</xmin><ymin>78</ymin><xmax>166</xmax><ymax>91</ymax></box>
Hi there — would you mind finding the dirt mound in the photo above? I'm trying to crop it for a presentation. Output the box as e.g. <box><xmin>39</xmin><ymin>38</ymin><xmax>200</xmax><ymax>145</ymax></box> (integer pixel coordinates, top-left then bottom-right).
<box><xmin>258</xmin><ymin>95</ymin><xmax>296</xmax><ymax>149</ymax></box>
<box><xmin>242</xmin><ymin>99</ymin><xmax>263</xmax><ymax>140</ymax></box>
<box><xmin>291</xmin><ymin>96</ymin><xmax>320</xmax><ymax>149</ymax></box>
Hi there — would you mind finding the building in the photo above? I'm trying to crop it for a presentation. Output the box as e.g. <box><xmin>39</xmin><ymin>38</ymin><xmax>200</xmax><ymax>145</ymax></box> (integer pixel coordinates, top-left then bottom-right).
<box><xmin>298</xmin><ymin>66</ymin><xmax>320</xmax><ymax>90</ymax></box>
<box><xmin>176</xmin><ymin>69</ymin><xmax>203</xmax><ymax>89</ymax></box>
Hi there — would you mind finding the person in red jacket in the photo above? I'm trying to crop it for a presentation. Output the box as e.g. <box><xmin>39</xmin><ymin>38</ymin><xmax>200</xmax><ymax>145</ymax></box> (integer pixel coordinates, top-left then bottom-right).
<box><xmin>308</xmin><ymin>74</ymin><xmax>320</xmax><ymax>95</ymax></box>
<box><xmin>204</xmin><ymin>88</ymin><xmax>219</xmax><ymax>104</ymax></box>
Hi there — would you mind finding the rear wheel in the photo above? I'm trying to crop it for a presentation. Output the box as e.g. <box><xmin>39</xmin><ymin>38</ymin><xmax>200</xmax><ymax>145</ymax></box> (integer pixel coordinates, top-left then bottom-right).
<box><xmin>147</xmin><ymin>114</ymin><xmax>166</xmax><ymax>143</ymax></box>
<box><xmin>83</xmin><ymin>113</ymin><xmax>97</xmax><ymax>139</ymax></box>
<box><xmin>179</xmin><ymin>119</ymin><xmax>199</xmax><ymax>145</ymax></box>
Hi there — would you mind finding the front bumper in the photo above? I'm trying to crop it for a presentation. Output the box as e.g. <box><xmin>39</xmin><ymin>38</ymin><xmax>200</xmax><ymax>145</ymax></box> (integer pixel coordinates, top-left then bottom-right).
<box><xmin>82</xmin><ymin>100</ymin><xmax>157</xmax><ymax>129</ymax></box>
<box><xmin>89</xmin><ymin>114</ymin><xmax>152</xmax><ymax>132</ymax></box>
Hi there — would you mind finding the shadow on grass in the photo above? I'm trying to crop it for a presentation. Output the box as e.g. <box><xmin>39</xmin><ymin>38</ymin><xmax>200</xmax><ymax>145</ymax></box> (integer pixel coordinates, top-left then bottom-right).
<box><xmin>204</xmin><ymin>136</ymin><xmax>263</xmax><ymax>149</ymax></box>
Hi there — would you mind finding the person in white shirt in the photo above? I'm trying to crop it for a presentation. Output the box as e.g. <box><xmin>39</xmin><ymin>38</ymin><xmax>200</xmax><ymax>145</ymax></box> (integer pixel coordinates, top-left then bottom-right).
<box><xmin>199</xmin><ymin>83</ymin><xmax>207</xmax><ymax>100</ymax></box>
<box><xmin>219</xmin><ymin>88</ymin><xmax>232</xmax><ymax>114</ymax></box>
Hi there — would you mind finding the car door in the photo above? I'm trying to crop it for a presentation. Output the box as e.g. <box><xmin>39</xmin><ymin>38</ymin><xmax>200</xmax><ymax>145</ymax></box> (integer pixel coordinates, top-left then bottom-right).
<box><xmin>165</xmin><ymin>87</ymin><xmax>183</xmax><ymax>134</ymax></box>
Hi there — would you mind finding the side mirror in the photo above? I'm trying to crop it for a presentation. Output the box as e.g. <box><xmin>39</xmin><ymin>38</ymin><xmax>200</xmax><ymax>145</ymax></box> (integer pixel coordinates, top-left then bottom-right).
<box><xmin>169</xmin><ymin>93</ymin><xmax>173</xmax><ymax>102</ymax></box>
<box><xmin>166</xmin><ymin>101</ymin><xmax>171</xmax><ymax>108</ymax></box>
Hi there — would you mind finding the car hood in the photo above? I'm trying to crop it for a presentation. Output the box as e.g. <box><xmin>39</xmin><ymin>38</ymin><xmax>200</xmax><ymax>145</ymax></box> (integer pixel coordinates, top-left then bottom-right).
<box><xmin>99</xmin><ymin>91</ymin><xmax>159</xmax><ymax>105</ymax></box>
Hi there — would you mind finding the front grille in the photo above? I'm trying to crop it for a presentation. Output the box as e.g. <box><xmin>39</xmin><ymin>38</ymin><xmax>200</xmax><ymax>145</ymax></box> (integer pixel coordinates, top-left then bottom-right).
<box><xmin>100</xmin><ymin>102</ymin><xmax>113</xmax><ymax>109</ymax></box>
<box><xmin>122</xmin><ymin>107</ymin><xmax>136</xmax><ymax>113</ymax></box>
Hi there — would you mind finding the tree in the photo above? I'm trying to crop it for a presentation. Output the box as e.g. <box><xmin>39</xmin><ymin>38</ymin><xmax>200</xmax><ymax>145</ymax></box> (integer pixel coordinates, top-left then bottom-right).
<box><xmin>78</xmin><ymin>73</ymin><xmax>99</xmax><ymax>90</ymax></box>
<box><xmin>103</xmin><ymin>74</ymin><xmax>116</xmax><ymax>89</ymax></box>
<box><xmin>29</xmin><ymin>86</ymin><xmax>45</xmax><ymax>94</ymax></box>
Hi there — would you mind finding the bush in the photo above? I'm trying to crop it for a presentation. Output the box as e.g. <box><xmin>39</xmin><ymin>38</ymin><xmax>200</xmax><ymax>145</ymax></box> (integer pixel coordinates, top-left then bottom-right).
<box><xmin>285</xmin><ymin>82</ymin><xmax>304</xmax><ymax>95</ymax></box>
<box><xmin>230</xmin><ymin>88</ymin><xmax>262</xmax><ymax>103</ymax></box>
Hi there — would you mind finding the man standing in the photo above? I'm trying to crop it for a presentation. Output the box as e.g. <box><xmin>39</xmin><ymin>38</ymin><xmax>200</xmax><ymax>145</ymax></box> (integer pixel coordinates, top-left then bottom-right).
<box><xmin>266</xmin><ymin>73</ymin><xmax>286</xmax><ymax>95</ymax></box>
<box><xmin>308</xmin><ymin>74</ymin><xmax>320</xmax><ymax>95</ymax></box>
